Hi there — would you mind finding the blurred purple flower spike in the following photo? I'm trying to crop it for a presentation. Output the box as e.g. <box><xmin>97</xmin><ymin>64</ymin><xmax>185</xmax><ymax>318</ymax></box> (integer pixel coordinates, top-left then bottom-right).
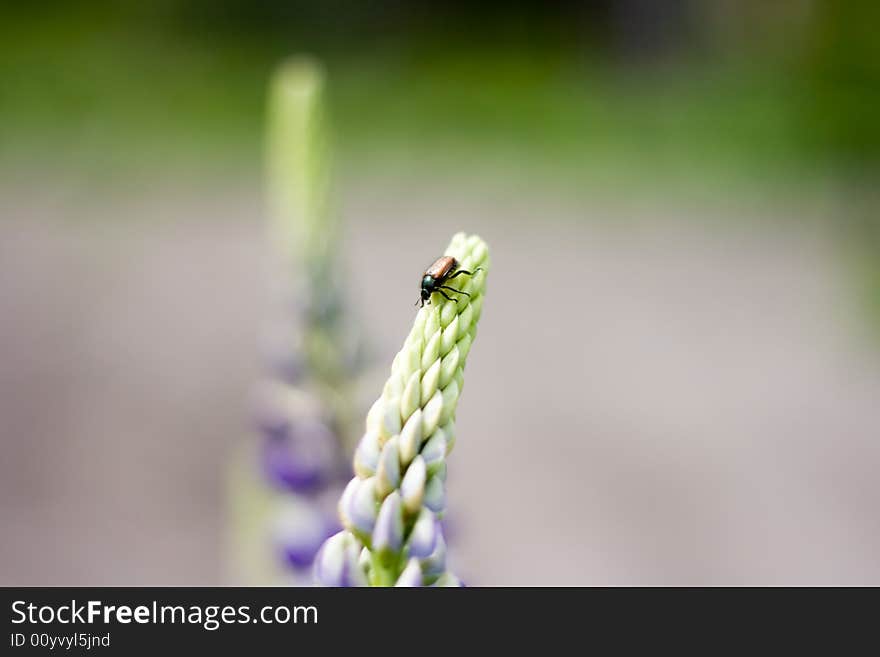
<box><xmin>250</xmin><ymin>60</ymin><xmax>369</xmax><ymax>584</ymax></box>
<box><xmin>272</xmin><ymin>353</ymin><xmax>306</xmax><ymax>387</ymax></box>
<box><xmin>260</xmin><ymin>314</ymin><xmax>308</xmax><ymax>386</ymax></box>
<box><xmin>254</xmin><ymin>385</ymin><xmax>336</xmax><ymax>490</ymax></box>
<box><xmin>262</xmin><ymin>436</ymin><xmax>319</xmax><ymax>493</ymax></box>
<box><xmin>283</xmin><ymin>542</ymin><xmax>321</xmax><ymax>570</ymax></box>
<box><xmin>276</xmin><ymin>510</ymin><xmax>341</xmax><ymax>571</ymax></box>
<box><xmin>260</xmin><ymin>416</ymin><xmax>339</xmax><ymax>495</ymax></box>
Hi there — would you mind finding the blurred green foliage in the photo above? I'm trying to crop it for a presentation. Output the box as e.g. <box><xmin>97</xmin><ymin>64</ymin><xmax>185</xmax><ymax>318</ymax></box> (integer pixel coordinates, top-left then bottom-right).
<box><xmin>3</xmin><ymin>1</ymin><xmax>877</xmax><ymax>329</ymax></box>
<box><xmin>1</xmin><ymin>1</ymin><xmax>877</xmax><ymax>193</ymax></box>
<box><xmin>800</xmin><ymin>1</ymin><xmax>880</xmax><ymax>168</ymax></box>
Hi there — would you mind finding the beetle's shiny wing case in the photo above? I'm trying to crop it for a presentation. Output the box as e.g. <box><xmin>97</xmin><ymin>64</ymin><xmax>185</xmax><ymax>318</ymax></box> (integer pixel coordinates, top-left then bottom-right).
<box><xmin>424</xmin><ymin>256</ymin><xmax>457</xmax><ymax>280</ymax></box>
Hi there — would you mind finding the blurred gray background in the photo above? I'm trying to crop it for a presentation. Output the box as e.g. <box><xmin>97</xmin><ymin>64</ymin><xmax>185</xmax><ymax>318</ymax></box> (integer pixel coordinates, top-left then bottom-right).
<box><xmin>3</xmin><ymin>176</ymin><xmax>878</xmax><ymax>585</ymax></box>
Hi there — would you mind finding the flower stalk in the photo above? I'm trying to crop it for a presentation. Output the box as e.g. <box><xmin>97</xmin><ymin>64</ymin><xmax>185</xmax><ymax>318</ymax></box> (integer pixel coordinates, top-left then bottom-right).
<box><xmin>242</xmin><ymin>57</ymin><xmax>362</xmax><ymax>584</ymax></box>
<box><xmin>316</xmin><ymin>232</ymin><xmax>489</xmax><ymax>586</ymax></box>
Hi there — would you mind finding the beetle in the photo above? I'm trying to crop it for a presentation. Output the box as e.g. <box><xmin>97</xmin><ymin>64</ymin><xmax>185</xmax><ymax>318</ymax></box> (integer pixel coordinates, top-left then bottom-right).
<box><xmin>417</xmin><ymin>256</ymin><xmax>483</xmax><ymax>307</ymax></box>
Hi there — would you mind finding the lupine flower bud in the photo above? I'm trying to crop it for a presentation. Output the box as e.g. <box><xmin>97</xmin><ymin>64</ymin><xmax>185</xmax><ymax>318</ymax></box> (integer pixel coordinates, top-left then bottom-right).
<box><xmin>398</xmin><ymin>410</ymin><xmax>423</xmax><ymax>467</ymax></box>
<box><xmin>358</xmin><ymin>547</ymin><xmax>372</xmax><ymax>575</ymax></box>
<box><xmin>375</xmin><ymin>436</ymin><xmax>401</xmax><ymax>497</ymax></box>
<box><xmin>420</xmin><ymin>431</ymin><xmax>447</xmax><ymax>474</ymax></box>
<box><xmin>400</xmin><ymin>455</ymin><xmax>427</xmax><ymax>514</ymax></box>
<box><xmin>407</xmin><ymin>508</ymin><xmax>439</xmax><ymax>559</ymax></box>
<box><xmin>353</xmin><ymin>430</ymin><xmax>381</xmax><ymax>477</ymax></box>
<box><xmin>432</xmin><ymin>572</ymin><xmax>464</xmax><ymax>587</ymax></box>
<box><xmin>372</xmin><ymin>491</ymin><xmax>404</xmax><ymax>556</ymax></box>
<box><xmin>315</xmin><ymin>233</ymin><xmax>490</xmax><ymax>585</ymax></box>
<box><xmin>395</xmin><ymin>559</ymin><xmax>424</xmax><ymax>587</ymax></box>
<box><xmin>345</xmin><ymin>477</ymin><xmax>379</xmax><ymax>537</ymax></box>
<box><xmin>419</xmin><ymin>533</ymin><xmax>447</xmax><ymax>579</ymax></box>
<box><xmin>422</xmin><ymin>475</ymin><xmax>446</xmax><ymax>513</ymax></box>
<box><xmin>315</xmin><ymin>531</ymin><xmax>368</xmax><ymax>587</ymax></box>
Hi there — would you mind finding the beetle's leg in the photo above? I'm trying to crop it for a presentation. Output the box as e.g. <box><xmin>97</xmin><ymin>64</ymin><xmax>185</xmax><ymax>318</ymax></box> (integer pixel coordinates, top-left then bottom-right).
<box><xmin>445</xmin><ymin>266</ymin><xmax>483</xmax><ymax>281</ymax></box>
<box><xmin>436</xmin><ymin>289</ymin><xmax>458</xmax><ymax>303</ymax></box>
<box><xmin>438</xmin><ymin>285</ymin><xmax>470</xmax><ymax>297</ymax></box>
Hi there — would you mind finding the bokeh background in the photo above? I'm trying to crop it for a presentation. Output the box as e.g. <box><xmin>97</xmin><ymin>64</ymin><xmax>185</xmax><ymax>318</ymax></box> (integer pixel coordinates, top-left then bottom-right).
<box><xmin>2</xmin><ymin>1</ymin><xmax>879</xmax><ymax>585</ymax></box>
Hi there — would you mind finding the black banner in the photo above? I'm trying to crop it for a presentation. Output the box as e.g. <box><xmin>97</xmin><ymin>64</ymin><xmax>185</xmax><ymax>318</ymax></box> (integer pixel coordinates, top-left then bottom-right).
<box><xmin>0</xmin><ymin>587</ymin><xmax>869</xmax><ymax>652</ymax></box>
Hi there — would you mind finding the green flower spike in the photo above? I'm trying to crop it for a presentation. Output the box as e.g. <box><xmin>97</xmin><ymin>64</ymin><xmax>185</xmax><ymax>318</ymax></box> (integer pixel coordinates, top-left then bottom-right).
<box><xmin>315</xmin><ymin>232</ymin><xmax>489</xmax><ymax>586</ymax></box>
